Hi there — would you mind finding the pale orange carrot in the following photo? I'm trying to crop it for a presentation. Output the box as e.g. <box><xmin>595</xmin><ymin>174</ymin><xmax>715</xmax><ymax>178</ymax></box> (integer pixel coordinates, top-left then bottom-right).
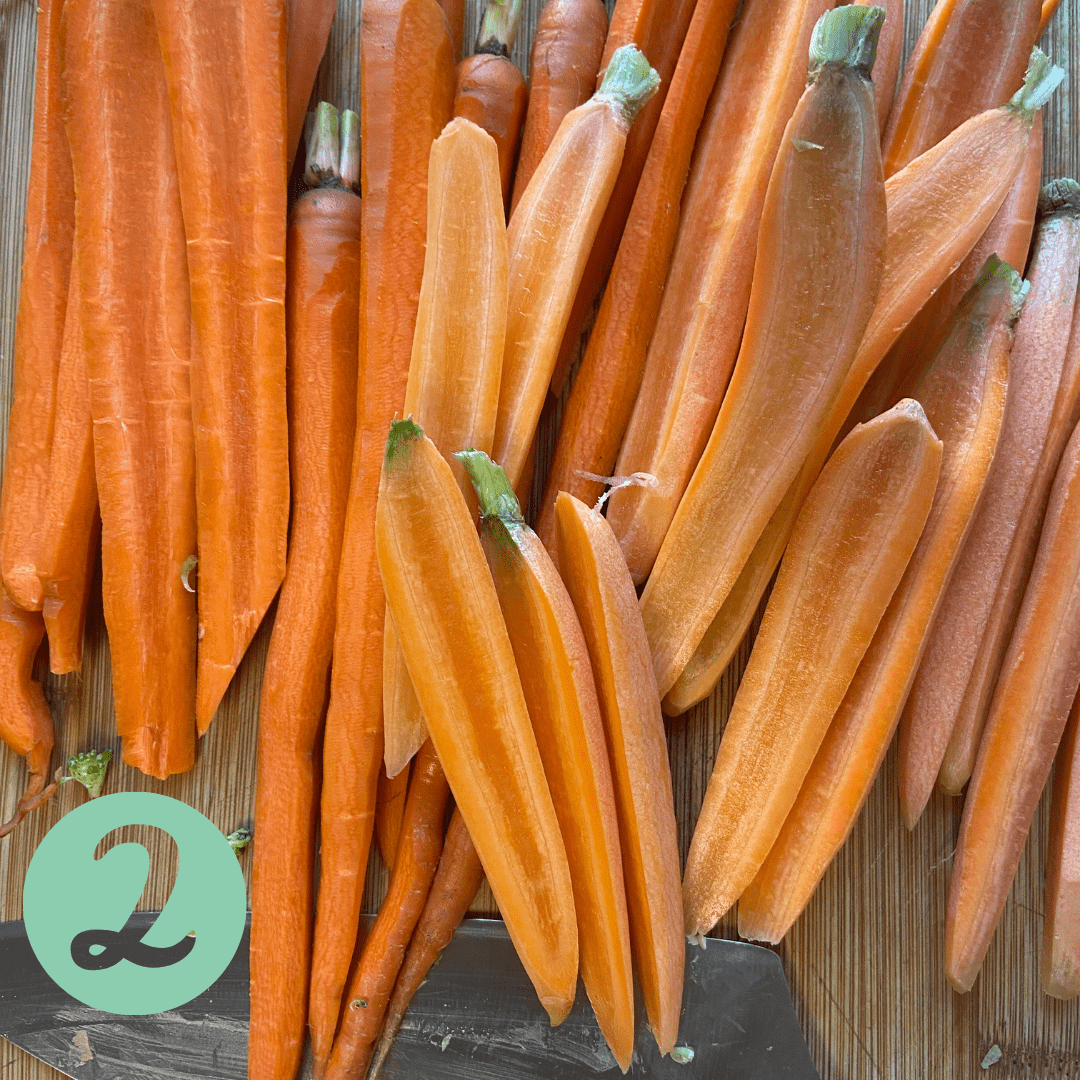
<box><xmin>857</xmin><ymin>0</ymin><xmax>904</xmax><ymax>135</ymax></box>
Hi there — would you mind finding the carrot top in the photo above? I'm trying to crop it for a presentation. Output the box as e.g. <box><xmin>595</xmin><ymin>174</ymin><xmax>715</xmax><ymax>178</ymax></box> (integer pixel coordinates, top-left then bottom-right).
<box><xmin>385</xmin><ymin>417</ymin><xmax>426</xmax><ymax>473</ymax></box>
<box><xmin>305</xmin><ymin>102</ymin><xmax>361</xmax><ymax>191</ymax></box>
<box><xmin>1040</xmin><ymin>177</ymin><xmax>1080</xmax><ymax>218</ymax></box>
<box><xmin>456</xmin><ymin>449</ymin><xmax>523</xmax><ymax>524</ymax></box>
<box><xmin>595</xmin><ymin>44</ymin><xmax>662</xmax><ymax>127</ymax></box>
<box><xmin>476</xmin><ymin>0</ymin><xmax>525</xmax><ymax>56</ymax></box>
<box><xmin>1006</xmin><ymin>48</ymin><xmax>1065</xmax><ymax>119</ymax></box>
<box><xmin>809</xmin><ymin>4</ymin><xmax>885</xmax><ymax>75</ymax></box>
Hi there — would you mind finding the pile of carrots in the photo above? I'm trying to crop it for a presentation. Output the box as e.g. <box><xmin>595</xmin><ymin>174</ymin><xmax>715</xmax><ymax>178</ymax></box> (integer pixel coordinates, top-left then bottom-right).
<box><xmin>3</xmin><ymin>0</ymin><xmax>1080</xmax><ymax>1076</ymax></box>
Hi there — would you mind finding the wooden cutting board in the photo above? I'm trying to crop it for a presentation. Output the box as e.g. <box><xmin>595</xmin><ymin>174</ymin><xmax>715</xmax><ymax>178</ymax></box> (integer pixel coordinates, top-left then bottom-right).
<box><xmin>1</xmin><ymin>1</ymin><xmax>1079</xmax><ymax>1076</ymax></box>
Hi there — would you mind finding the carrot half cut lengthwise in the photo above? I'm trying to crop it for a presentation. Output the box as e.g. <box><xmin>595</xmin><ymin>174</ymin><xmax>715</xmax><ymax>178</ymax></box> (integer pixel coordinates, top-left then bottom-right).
<box><xmin>461</xmin><ymin>451</ymin><xmax>633</xmax><ymax>1070</ymax></box>
<box><xmin>309</xmin><ymin>5</ymin><xmax>453</xmax><ymax>1070</ymax></box>
<box><xmin>376</xmin><ymin>420</ymin><xmax>578</xmax><ymax>1023</ymax></box>
<box><xmin>738</xmin><ymin>259</ymin><xmax>1019</xmax><ymax>945</ymax></box>
<box><xmin>684</xmin><ymin>402</ymin><xmax>941</xmax><ymax>937</ymax></box>
<box><xmin>152</xmin><ymin>0</ymin><xmax>289</xmax><ymax>734</ymax></box>
<box><xmin>0</xmin><ymin>601</ymin><xmax>58</xmax><ymax>838</ymax></box>
<box><xmin>285</xmin><ymin>0</ymin><xmax>337</xmax><ymax>171</ymax></box>
<box><xmin>324</xmin><ymin>739</ymin><xmax>451</xmax><ymax>1080</ymax></box>
<box><xmin>554</xmin><ymin>492</ymin><xmax>682</xmax><ymax>1057</ymax></box>
<box><xmin>249</xmin><ymin>106</ymin><xmax>361</xmax><ymax>1080</ymax></box>
<box><xmin>65</xmin><ymin>0</ymin><xmax>198</xmax><ymax>780</ymax></box>
<box><xmin>945</xmin><ymin>414</ymin><xmax>1080</xmax><ymax>994</ymax></box>
<box><xmin>0</xmin><ymin>0</ymin><xmax>74</xmax><ymax>614</ymax></box>
<box><xmin>375</xmin><ymin>763</ymin><xmax>409</xmax><ymax>869</ymax></box>
<box><xmin>382</xmin><ymin>116</ymin><xmax>508</xmax><ymax>779</ymax></box>
<box><xmin>493</xmin><ymin>44</ymin><xmax>659</xmax><ymax>498</ymax></box>
<box><xmin>640</xmin><ymin>6</ymin><xmax>888</xmax><ymax>696</ymax></box>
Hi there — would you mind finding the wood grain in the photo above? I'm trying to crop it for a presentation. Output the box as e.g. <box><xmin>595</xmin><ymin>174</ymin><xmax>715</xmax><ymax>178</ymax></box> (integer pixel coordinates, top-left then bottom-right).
<box><xmin>2</xmin><ymin>0</ymin><xmax>1079</xmax><ymax>1077</ymax></box>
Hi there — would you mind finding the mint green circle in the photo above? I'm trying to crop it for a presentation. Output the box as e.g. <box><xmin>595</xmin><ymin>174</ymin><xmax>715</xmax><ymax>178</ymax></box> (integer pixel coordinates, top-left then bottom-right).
<box><xmin>23</xmin><ymin>792</ymin><xmax>246</xmax><ymax>1015</ymax></box>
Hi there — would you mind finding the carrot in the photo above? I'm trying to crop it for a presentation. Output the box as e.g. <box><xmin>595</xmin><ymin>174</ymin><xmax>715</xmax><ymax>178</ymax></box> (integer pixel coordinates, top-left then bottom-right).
<box><xmin>492</xmin><ymin>45</ymin><xmax>659</xmax><ymax>497</ymax></box>
<box><xmin>453</xmin><ymin>0</ymin><xmax>528</xmax><ymax>214</ymax></box>
<box><xmin>376</xmin><ymin>419</ymin><xmax>578</xmax><ymax>1023</ymax></box>
<box><xmin>1043</xmin><ymin>688</ymin><xmax>1080</xmax><ymax>999</ymax></box>
<box><xmin>737</xmin><ymin>258</ymin><xmax>1020</xmax><ymax>945</ymax></box>
<box><xmin>899</xmin><ymin>181</ymin><xmax>1080</xmax><ymax>822</ymax></box>
<box><xmin>594</xmin><ymin>0</ymin><xmax>832</xmax><ymax>581</ymax></box>
<box><xmin>249</xmin><ymin>105</ymin><xmax>361</xmax><ymax>1080</ymax></box>
<box><xmin>151</xmin><ymin>0</ymin><xmax>289</xmax><ymax>734</ymax></box>
<box><xmin>0</xmin><ymin>600</ymin><xmax>59</xmax><ymax>838</ymax></box>
<box><xmin>0</xmin><ymin>0</ymin><xmax>74</xmax><ymax>613</ymax></box>
<box><xmin>554</xmin><ymin>491</ymin><xmax>682</xmax><ymax>1056</ymax></box>
<box><xmin>945</xmin><ymin>414</ymin><xmax>1080</xmax><ymax>993</ymax></box>
<box><xmin>375</xmin><ymin>763</ymin><xmax>410</xmax><ymax>870</ymax></box>
<box><xmin>436</xmin><ymin>0</ymin><xmax>465</xmax><ymax>61</ymax></box>
<box><xmin>509</xmin><ymin>0</ymin><xmax>608</xmax><ymax>216</ymax></box>
<box><xmin>461</xmin><ymin>450</ymin><xmax>633</xmax><ymax>1069</ymax></box>
<box><xmin>684</xmin><ymin>401</ymin><xmax>941</xmax><ymax>937</ymax></box>
<box><xmin>368</xmin><ymin>807</ymin><xmax>485</xmax><ymax>1080</ymax></box>
<box><xmin>65</xmin><ymin>0</ymin><xmax>198</xmax><ymax>781</ymax></box>
<box><xmin>381</xmin><ymin>115</ymin><xmax>507</xmax><ymax>779</ymax></box>
<box><xmin>661</xmin><ymin>51</ymin><xmax>1062</xmax><ymax>713</ymax></box>
<box><xmin>547</xmin><ymin>0</ymin><xmax>698</xmax><ymax>397</ymax></box>
<box><xmin>308</xmin><ymin>5</ymin><xmax>453</xmax><ymax>1070</ymax></box>
<box><xmin>1040</xmin><ymin>0</ymin><xmax>1063</xmax><ymax>33</ymax></box>
<box><xmin>639</xmin><ymin>7</ymin><xmax>888</xmax><ymax>694</ymax></box>
<box><xmin>531</xmin><ymin>0</ymin><xmax>748</xmax><ymax>555</ymax></box>
<box><xmin>324</xmin><ymin>739</ymin><xmax>451</xmax><ymax>1080</ymax></box>
<box><xmin>285</xmin><ymin>0</ymin><xmax>337</xmax><ymax>171</ymax></box>
<box><xmin>857</xmin><ymin>0</ymin><xmax>904</xmax><ymax>134</ymax></box>
<box><xmin>881</xmin><ymin>0</ymin><xmax>1042</xmax><ymax>178</ymax></box>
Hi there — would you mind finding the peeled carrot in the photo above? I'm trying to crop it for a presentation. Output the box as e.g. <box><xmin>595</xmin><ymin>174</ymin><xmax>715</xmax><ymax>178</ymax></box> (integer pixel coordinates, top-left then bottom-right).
<box><xmin>532</xmin><ymin>0</ymin><xmax>747</xmax><ymax>555</ymax></box>
<box><xmin>663</xmin><ymin>51</ymin><xmax>1062</xmax><ymax>713</ymax></box>
<box><xmin>381</xmin><ymin>115</ymin><xmax>507</xmax><ymax>779</ymax></box>
<box><xmin>0</xmin><ymin>600</ymin><xmax>58</xmax><ymax>838</ymax></box>
<box><xmin>376</xmin><ymin>419</ymin><xmax>578</xmax><ymax>1023</ymax></box>
<box><xmin>368</xmin><ymin>807</ymin><xmax>485</xmax><ymax>1080</ymax></box>
<box><xmin>375</xmin><ymin>764</ymin><xmax>410</xmax><ymax>870</ymax></box>
<box><xmin>152</xmin><ymin>0</ymin><xmax>289</xmax><ymax>733</ymax></box>
<box><xmin>738</xmin><ymin>258</ymin><xmax>1019</xmax><ymax>945</ymax></box>
<box><xmin>493</xmin><ymin>45</ymin><xmax>659</xmax><ymax>497</ymax></box>
<box><xmin>857</xmin><ymin>0</ymin><xmax>904</xmax><ymax>134</ymax></box>
<box><xmin>598</xmin><ymin>0</ymin><xmax>832</xmax><ymax>582</ymax></box>
<box><xmin>462</xmin><ymin>451</ymin><xmax>633</xmax><ymax>1069</ymax></box>
<box><xmin>1040</xmin><ymin>0</ymin><xmax>1063</xmax><ymax>33</ymax></box>
<box><xmin>0</xmin><ymin>0</ymin><xmax>73</xmax><ymax>613</ymax></box>
<box><xmin>554</xmin><ymin>491</ymin><xmax>682</xmax><ymax>1056</ymax></box>
<box><xmin>684</xmin><ymin>401</ymin><xmax>941</xmax><ymax>937</ymax></box>
<box><xmin>899</xmin><ymin>182</ymin><xmax>1080</xmax><ymax>822</ymax></box>
<box><xmin>325</xmin><ymin>739</ymin><xmax>451</xmax><ymax>1080</ymax></box>
<box><xmin>285</xmin><ymin>0</ymin><xmax>337</xmax><ymax>171</ymax></box>
<box><xmin>308</xmin><ymin>6</ymin><xmax>453</xmax><ymax>1070</ymax></box>
<box><xmin>453</xmin><ymin>0</ymin><xmax>528</xmax><ymax>214</ymax></box>
<box><xmin>640</xmin><ymin>7</ymin><xmax>888</xmax><ymax>695</ymax></box>
<box><xmin>510</xmin><ymin>0</ymin><xmax>608</xmax><ymax>215</ymax></box>
<box><xmin>66</xmin><ymin>0</ymin><xmax>198</xmax><ymax>781</ymax></box>
<box><xmin>1043</xmin><ymin>689</ymin><xmax>1080</xmax><ymax>999</ymax></box>
<box><xmin>436</xmin><ymin>0</ymin><xmax>465</xmax><ymax>60</ymax></box>
<box><xmin>249</xmin><ymin>105</ymin><xmax>361</xmax><ymax>1080</ymax></box>
<box><xmin>945</xmin><ymin>414</ymin><xmax>1080</xmax><ymax>993</ymax></box>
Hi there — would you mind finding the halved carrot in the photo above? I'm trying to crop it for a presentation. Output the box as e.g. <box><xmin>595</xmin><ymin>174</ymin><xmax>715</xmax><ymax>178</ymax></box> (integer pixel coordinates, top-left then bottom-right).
<box><xmin>66</xmin><ymin>0</ymin><xmax>198</xmax><ymax>781</ymax></box>
<box><xmin>857</xmin><ymin>0</ymin><xmax>904</xmax><ymax>134</ymax></box>
<box><xmin>285</xmin><ymin>0</ymin><xmax>337</xmax><ymax>170</ymax></box>
<box><xmin>309</xmin><ymin>4</ymin><xmax>454</xmax><ymax>1070</ymax></box>
<box><xmin>436</xmin><ymin>0</ymin><xmax>465</xmax><ymax>60</ymax></box>
<box><xmin>945</xmin><ymin>414</ymin><xmax>1080</xmax><ymax>993</ymax></box>
<box><xmin>1040</xmin><ymin>0</ymin><xmax>1063</xmax><ymax>33</ymax></box>
<box><xmin>376</xmin><ymin>419</ymin><xmax>578</xmax><ymax>1023</ymax></box>
<box><xmin>554</xmin><ymin>491</ymin><xmax>682</xmax><ymax>1056</ymax></box>
<box><xmin>597</xmin><ymin>0</ymin><xmax>832</xmax><ymax>581</ymax></box>
<box><xmin>461</xmin><ymin>450</ymin><xmax>633</xmax><ymax>1069</ymax></box>
<box><xmin>510</xmin><ymin>0</ymin><xmax>608</xmax><ymax>215</ymax></box>
<box><xmin>639</xmin><ymin>7</ymin><xmax>888</xmax><ymax>692</ymax></box>
<box><xmin>900</xmin><ymin>179</ymin><xmax>1080</xmax><ymax>819</ymax></box>
<box><xmin>381</xmin><ymin>115</ymin><xmax>507</xmax><ymax>779</ymax></box>
<box><xmin>737</xmin><ymin>258</ymin><xmax>1019</xmax><ymax>945</ymax></box>
<box><xmin>249</xmin><ymin>105</ymin><xmax>361</xmax><ymax>1080</ymax></box>
<box><xmin>492</xmin><ymin>44</ymin><xmax>659</xmax><ymax>496</ymax></box>
<box><xmin>684</xmin><ymin>401</ymin><xmax>942</xmax><ymax>937</ymax></box>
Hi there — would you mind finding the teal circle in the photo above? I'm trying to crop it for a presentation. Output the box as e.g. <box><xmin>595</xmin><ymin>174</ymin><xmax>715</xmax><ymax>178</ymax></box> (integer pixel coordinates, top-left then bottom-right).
<box><xmin>23</xmin><ymin>792</ymin><xmax>246</xmax><ymax>1015</ymax></box>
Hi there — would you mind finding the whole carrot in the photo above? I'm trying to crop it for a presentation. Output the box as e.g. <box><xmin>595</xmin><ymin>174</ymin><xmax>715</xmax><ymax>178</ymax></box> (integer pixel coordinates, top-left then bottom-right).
<box><xmin>249</xmin><ymin>105</ymin><xmax>361</xmax><ymax>1080</ymax></box>
<box><xmin>308</xmin><ymin>5</ymin><xmax>453</xmax><ymax>1070</ymax></box>
<box><xmin>285</xmin><ymin>0</ymin><xmax>338</xmax><ymax>171</ymax></box>
<box><xmin>325</xmin><ymin>739</ymin><xmax>451</xmax><ymax>1080</ymax></box>
<box><xmin>510</xmin><ymin>0</ymin><xmax>608</xmax><ymax>215</ymax></box>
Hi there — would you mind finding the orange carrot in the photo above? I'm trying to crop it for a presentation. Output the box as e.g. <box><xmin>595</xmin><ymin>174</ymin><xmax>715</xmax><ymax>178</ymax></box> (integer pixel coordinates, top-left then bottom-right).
<box><xmin>309</xmin><ymin>4</ymin><xmax>453</xmax><ymax>1070</ymax></box>
<box><xmin>368</xmin><ymin>807</ymin><xmax>485</xmax><ymax>1080</ymax></box>
<box><xmin>510</xmin><ymin>0</ymin><xmax>608</xmax><ymax>215</ymax></box>
<box><xmin>1040</xmin><ymin>0</ymin><xmax>1063</xmax><ymax>33</ymax></box>
<box><xmin>375</xmin><ymin>764</ymin><xmax>410</xmax><ymax>870</ymax></box>
<box><xmin>436</xmin><ymin>0</ymin><xmax>465</xmax><ymax>60</ymax></box>
<box><xmin>684</xmin><ymin>401</ymin><xmax>942</xmax><ymax>937</ymax></box>
<box><xmin>285</xmin><ymin>0</ymin><xmax>337</xmax><ymax>171</ymax></box>
<box><xmin>857</xmin><ymin>0</ymin><xmax>904</xmax><ymax>134</ymax></box>
<box><xmin>325</xmin><ymin>739</ymin><xmax>451</xmax><ymax>1080</ymax></box>
<box><xmin>249</xmin><ymin>105</ymin><xmax>361</xmax><ymax>1080</ymax></box>
<box><xmin>737</xmin><ymin>258</ymin><xmax>1019</xmax><ymax>945</ymax></box>
<box><xmin>66</xmin><ymin>0</ymin><xmax>198</xmax><ymax>781</ymax></box>
<box><xmin>0</xmin><ymin>0</ymin><xmax>74</xmax><ymax>613</ymax></box>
